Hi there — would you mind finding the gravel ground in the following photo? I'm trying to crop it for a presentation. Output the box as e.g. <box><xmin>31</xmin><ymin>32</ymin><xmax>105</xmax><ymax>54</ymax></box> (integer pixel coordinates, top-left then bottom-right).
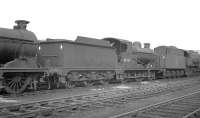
<box><xmin>62</xmin><ymin>77</ymin><xmax>200</xmax><ymax>118</ymax></box>
<box><xmin>0</xmin><ymin>78</ymin><xmax>172</xmax><ymax>105</ymax></box>
<box><xmin>0</xmin><ymin>77</ymin><xmax>199</xmax><ymax>113</ymax></box>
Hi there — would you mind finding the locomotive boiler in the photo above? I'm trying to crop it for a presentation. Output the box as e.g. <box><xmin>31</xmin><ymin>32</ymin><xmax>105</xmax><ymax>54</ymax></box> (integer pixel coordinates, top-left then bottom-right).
<box><xmin>0</xmin><ymin>20</ymin><xmax>37</xmax><ymax>66</ymax></box>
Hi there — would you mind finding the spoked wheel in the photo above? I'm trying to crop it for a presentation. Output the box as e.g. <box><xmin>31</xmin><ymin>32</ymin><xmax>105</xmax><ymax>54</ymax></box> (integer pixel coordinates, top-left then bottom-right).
<box><xmin>86</xmin><ymin>81</ymin><xmax>93</xmax><ymax>87</ymax></box>
<box><xmin>135</xmin><ymin>77</ymin><xmax>142</xmax><ymax>82</ymax></box>
<box><xmin>82</xmin><ymin>81</ymin><xmax>88</xmax><ymax>87</ymax></box>
<box><xmin>65</xmin><ymin>81</ymin><xmax>75</xmax><ymax>89</ymax></box>
<box><xmin>99</xmin><ymin>80</ymin><xmax>105</xmax><ymax>85</ymax></box>
<box><xmin>147</xmin><ymin>77</ymin><xmax>153</xmax><ymax>81</ymax></box>
<box><xmin>4</xmin><ymin>74</ymin><xmax>32</xmax><ymax>94</ymax></box>
<box><xmin>147</xmin><ymin>72</ymin><xmax>154</xmax><ymax>81</ymax></box>
<box><xmin>66</xmin><ymin>73</ymin><xmax>75</xmax><ymax>89</ymax></box>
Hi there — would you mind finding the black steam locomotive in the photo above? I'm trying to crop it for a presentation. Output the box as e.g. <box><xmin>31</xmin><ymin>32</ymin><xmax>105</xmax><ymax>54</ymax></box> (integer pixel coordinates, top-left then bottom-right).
<box><xmin>0</xmin><ymin>20</ymin><xmax>199</xmax><ymax>94</ymax></box>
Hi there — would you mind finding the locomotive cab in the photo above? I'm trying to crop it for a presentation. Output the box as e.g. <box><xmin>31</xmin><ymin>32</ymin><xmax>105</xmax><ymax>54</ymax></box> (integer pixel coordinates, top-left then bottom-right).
<box><xmin>103</xmin><ymin>37</ymin><xmax>157</xmax><ymax>81</ymax></box>
<box><xmin>103</xmin><ymin>37</ymin><xmax>129</xmax><ymax>62</ymax></box>
<box><xmin>103</xmin><ymin>38</ymin><xmax>156</xmax><ymax>68</ymax></box>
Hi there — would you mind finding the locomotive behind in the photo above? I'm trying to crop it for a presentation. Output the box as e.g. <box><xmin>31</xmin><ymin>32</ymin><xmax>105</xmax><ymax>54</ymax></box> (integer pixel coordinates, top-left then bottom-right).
<box><xmin>154</xmin><ymin>46</ymin><xmax>186</xmax><ymax>78</ymax></box>
<box><xmin>184</xmin><ymin>50</ymin><xmax>200</xmax><ymax>75</ymax></box>
<box><xmin>154</xmin><ymin>46</ymin><xmax>200</xmax><ymax>78</ymax></box>
<box><xmin>0</xmin><ymin>20</ymin><xmax>200</xmax><ymax>94</ymax></box>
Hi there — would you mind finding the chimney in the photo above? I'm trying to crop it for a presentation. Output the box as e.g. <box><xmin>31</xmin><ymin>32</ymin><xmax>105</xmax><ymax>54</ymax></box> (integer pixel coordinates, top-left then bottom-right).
<box><xmin>14</xmin><ymin>20</ymin><xmax>29</xmax><ymax>30</ymax></box>
<box><xmin>144</xmin><ymin>43</ymin><xmax>150</xmax><ymax>48</ymax></box>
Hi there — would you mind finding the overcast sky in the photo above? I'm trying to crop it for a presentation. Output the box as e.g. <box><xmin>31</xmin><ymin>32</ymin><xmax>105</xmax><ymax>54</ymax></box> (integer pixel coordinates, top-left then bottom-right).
<box><xmin>0</xmin><ymin>0</ymin><xmax>200</xmax><ymax>50</ymax></box>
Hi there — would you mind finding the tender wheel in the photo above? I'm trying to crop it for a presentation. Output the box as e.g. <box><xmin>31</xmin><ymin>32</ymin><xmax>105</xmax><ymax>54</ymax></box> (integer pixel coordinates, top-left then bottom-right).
<box><xmin>86</xmin><ymin>81</ymin><xmax>93</xmax><ymax>87</ymax></box>
<box><xmin>148</xmin><ymin>72</ymin><xmax>156</xmax><ymax>81</ymax></box>
<box><xmin>65</xmin><ymin>81</ymin><xmax>75</xmax><ymax>89</ymax></box>
<box><xmin>4</xmin><ymin>74</ymin><xmax>32</xmax><ymax>94</ymax></box>
<box><xmin>65</xmin><ymin>73</ymin><xmax>75</xmax><ymax>88</ymax></box>
<box><xmin>101</xmin><ymin>80</ymin><xmax>108</xmax><ymax>85</ymax></box>
<box><xmin>82</xmin><ymin>81</ymin><xmax>89</xmax><ymax>87</ymax></box>
<box><xmin>135</xmin><ymin>78</ymin><xmax>141</xmax><ymax>82</ymax></box>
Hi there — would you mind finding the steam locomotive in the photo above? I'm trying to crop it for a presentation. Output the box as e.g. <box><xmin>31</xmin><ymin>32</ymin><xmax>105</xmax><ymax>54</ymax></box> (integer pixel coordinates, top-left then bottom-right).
<box><xmin>0</xmin><ymin>20</ymin><xmax>200</xmax><ymax>94</ymax></box>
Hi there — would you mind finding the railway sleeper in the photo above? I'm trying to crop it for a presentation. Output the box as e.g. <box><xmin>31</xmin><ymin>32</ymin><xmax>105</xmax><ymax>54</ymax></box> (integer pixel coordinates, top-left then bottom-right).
<box><xmin>137</xmin><ymin>103</ymin><xmax>200</xmax><ymax>118</ymax></box>
<box><xmin>54</xmin><ymin>107</ymin><xmax>76</xmax><ymax>113</ymax></box>
<box><xmin>109</xmin><ymin>99</ymin><xmax>128</xmax><ymax>104</ymax></box>
<box><xmin>136</xmin><ymin>113</ymin><xmax>172</xmax><ymax>118</ymax></box>
<box><xmin>174</xmin><ymin>102</ymin><xmax>200</xmax><ymax>107</ymax></box>
<box><xmin>140</xmin><ymin>111</ymin><xmax>182</xmax><ymax>118</ymax></box>
<box><xmin>160</xmin><ymin>106</ymin><xmax>194</xmax><ymax>113</ymax></box>
<box><xmin>91</xmin><ymin>102</ymin><xmax>112</xmax><ymax>108</ymax></box>
<box><xmin>166</xmin><ymin>104</ymin><xmax>199</xmax><ymax>111</ymax></box>
<box><xmin>183</xmin><ymin>98</ymin><xmax>200</xmax><ymax>103</ymax></box>
<box><xmin>97</xmin><ymin>101</ymin><xmax>116</xmax><ymax>107</ymax></box>
<box><xmin>163</xmin><ymin>105</ymin><xmax>199</xmax><ymax>112</ymax></box>
<box><xmin>17</xmin><ymin>113</ymin><xmax>39</xmax><ymax>118</ymax></box>
<box><xmin>177</xmin><ymin>102</ymin><xmax>200</xmax><ymax>106</ymax></box>
<box><xmin>83</xmin><ymin>102</ymin><xmax>106</xmax><ymax>109</ymax></box>
<box><xmin>152</xmin><ymin>108</ymin><xmax>187</xmax><ymax>115</ymax></box>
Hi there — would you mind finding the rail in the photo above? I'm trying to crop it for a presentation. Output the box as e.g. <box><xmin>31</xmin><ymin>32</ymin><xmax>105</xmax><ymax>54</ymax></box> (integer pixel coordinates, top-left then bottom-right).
<box><xmin>110</xmin><ymin>90</ymin><xmax>200</xmax><ymax>118</ymax></box>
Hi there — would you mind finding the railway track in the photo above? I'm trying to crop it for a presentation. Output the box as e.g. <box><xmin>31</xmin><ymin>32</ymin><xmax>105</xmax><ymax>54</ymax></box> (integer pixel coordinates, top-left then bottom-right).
<box><xmin>0</xmin><ymin>78</ymin><xmax>199</xmax><ymax>118</ymax></box>
<box><xmin>0</xmin><ymin>77</ymin><xmax>193</xmax><ymax>98</ymax></box>
<box><xmin>110</xmin><ymin>90</ymin><xmax>200</xmax><ymax>118</ymax></box>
